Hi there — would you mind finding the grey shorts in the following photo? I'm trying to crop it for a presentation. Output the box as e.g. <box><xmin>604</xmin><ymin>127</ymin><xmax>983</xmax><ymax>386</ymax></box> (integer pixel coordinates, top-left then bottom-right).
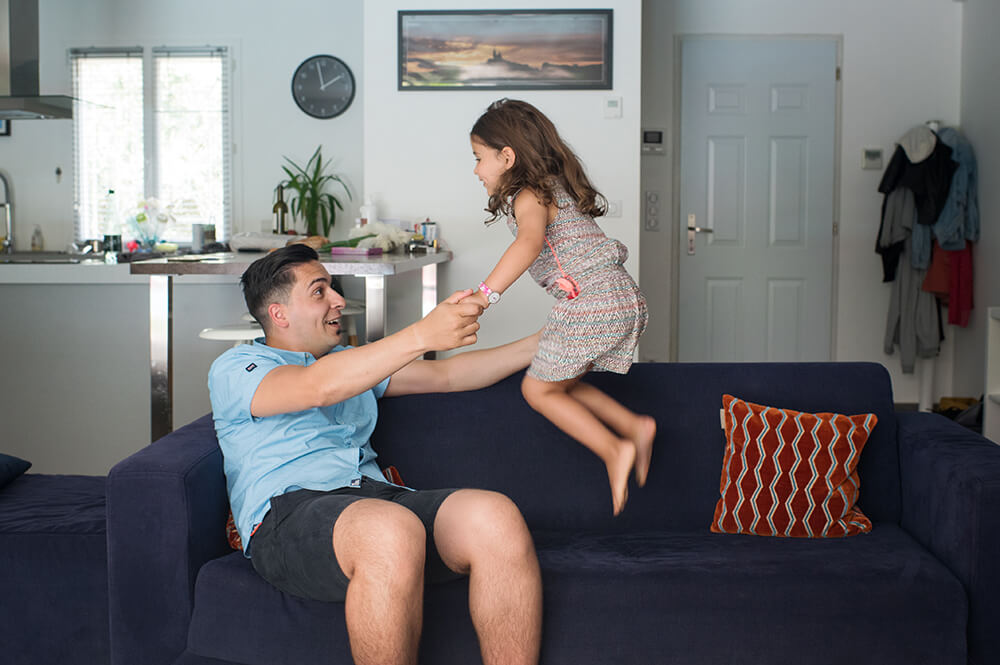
<box><xmin>248</xmin><ymin>478</ymin><xmax>463</xmax><ymax>602</ymax></box>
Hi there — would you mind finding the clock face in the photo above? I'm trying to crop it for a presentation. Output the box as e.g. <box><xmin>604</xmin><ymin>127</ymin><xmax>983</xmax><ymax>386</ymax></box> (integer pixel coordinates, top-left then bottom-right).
<box><xmin>292</xmin><ymin>55</ymin><xmax>355</xmax><ymax>119</ymax></box>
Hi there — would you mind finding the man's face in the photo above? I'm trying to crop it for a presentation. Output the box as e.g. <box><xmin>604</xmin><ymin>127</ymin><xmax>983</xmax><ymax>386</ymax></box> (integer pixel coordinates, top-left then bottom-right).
<box><xmin>280</xmin><ymin>260</ymin><xmax>346</xmax><ymax>355</ymax></box>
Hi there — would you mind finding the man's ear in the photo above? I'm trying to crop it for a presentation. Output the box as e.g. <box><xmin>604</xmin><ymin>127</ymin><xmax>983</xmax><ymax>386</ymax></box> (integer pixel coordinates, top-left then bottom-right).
<box><xmin>267</xmin><ymin>302</ymin><xmax>289</xmax><ymax>329</ymax></box>
<box><xmin>500</xmin><ymin>146</ymin><xmax>516</xmax><ymax>168</ymax></box>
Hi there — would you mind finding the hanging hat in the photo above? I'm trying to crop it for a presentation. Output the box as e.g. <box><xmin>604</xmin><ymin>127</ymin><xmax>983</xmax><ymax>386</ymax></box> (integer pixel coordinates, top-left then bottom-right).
<box><xmin>898</xmin><ymin>125</ymin><xmax>937</xmax><ymax>163</ymax></box>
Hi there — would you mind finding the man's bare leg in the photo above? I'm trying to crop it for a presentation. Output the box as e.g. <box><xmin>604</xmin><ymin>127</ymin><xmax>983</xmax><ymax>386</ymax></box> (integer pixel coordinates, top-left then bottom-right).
<box><xmin>333</xmin><ymin>499</ymin><xmax>428</xmax><ymax>665</ymax></box>
<box><xmin>433</xmin><ymin>489</ymin><xmax>542</xmax><ymax>665</ymax></box>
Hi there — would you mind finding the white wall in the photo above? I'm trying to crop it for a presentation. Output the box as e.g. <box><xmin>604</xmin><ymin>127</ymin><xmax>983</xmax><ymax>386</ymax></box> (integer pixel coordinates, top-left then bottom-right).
<box><xmin>363</xmin><ymin>0</ymin><xmax>643</xmax><ymax>350</ymax></box>
<box><xmin>639</xmin><ymin>0</ymin><xmax>965</xmax><ymax>404</ymax></box>
<box><xmin>955</xmin><ymin>0</ymin><xmax>1000</xmax><ymax>399</ymax></box>
<box><xmin>3</xmin><ymin>0</ymin><xmax>367</xmax><ymax>253</ymax></box>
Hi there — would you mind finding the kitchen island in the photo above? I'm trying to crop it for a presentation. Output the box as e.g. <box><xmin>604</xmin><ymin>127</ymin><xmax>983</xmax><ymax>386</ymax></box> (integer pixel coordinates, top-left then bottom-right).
<box><xmin>130</xmin><ymin>250</ymin><xmax>452</xmax><ymax>440</ymax></box>
<box><xmin>0</xmin><ymin>249</ymin><xmax>451</xmax><ymax>473</ymax></box>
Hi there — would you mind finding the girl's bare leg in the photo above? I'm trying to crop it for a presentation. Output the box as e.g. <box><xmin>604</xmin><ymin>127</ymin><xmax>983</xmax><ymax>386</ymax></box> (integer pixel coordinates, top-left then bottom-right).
<box><xmin>521</xmin><ymin>374</ymin><xmax>635</xmax><ymax>515</ymax></box>
<box><xmin>567</xmin><ymin>382</ymin><xmax>657</xmax><ymax>487</ymax></box>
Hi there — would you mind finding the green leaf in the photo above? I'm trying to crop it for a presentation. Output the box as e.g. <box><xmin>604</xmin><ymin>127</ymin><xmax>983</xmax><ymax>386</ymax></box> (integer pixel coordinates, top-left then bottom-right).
<box><xmin>276</xmin><ymin>145</ymin><xmax>352</xmax><ymax>235</ymax></box>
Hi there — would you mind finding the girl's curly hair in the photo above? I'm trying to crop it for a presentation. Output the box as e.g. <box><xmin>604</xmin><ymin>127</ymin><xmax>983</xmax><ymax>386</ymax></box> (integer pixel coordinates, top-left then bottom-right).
<box><xmin>471</xmin><ymin>98</ymin><xmax>607</xmax><ymax>224</ymax></box>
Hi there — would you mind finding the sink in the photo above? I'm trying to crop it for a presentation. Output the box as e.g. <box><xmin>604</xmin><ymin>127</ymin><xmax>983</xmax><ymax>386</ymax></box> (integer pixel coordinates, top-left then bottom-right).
<box><xmin>0</xmin><ymin>251</ymin><xmax>97</xmax><ymax>264</ymax></box>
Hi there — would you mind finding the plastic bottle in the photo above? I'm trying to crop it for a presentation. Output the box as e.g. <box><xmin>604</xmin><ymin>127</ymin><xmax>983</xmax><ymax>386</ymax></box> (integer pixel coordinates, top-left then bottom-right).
<box><xmin>98</xmin><ymin>189</ymin><xmax>117</xmax><ymax>236</ymax></box>
<box><xmin>359</xmin><ymin>196</ymin><xmax>377</xmax><ymax>227</ymax></box>
<box><xmin>31</xmin><ymin>225</ymin><xmax>44</xmax><ymax>251</ymax></box>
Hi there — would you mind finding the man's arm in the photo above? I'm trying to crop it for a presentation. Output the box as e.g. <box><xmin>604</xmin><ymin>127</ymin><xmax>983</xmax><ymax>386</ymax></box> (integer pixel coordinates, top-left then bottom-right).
<box><xmin>383</xmin><ymin>330</ymin><xmax>540</xmax><ymax>397</ymax></box>
<box><xmin>250</xmin><ymin>290</ymin><xmax>482</xmax><ymax>417</ymax></box>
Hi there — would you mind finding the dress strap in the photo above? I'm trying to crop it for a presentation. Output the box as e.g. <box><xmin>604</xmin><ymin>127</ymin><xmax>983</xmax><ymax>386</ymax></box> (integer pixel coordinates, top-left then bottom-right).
<box><xmin>544</xmin><ymin>235</ymin><xmax>580</xmax><ymax>299</ymax></box>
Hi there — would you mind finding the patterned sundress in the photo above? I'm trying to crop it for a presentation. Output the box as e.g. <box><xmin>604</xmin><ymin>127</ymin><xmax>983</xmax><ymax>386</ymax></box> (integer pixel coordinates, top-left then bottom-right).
<box><xmin>508</xmin><ymin>184</ymin><xmax>648</xmax><ymax>382</ymax></box>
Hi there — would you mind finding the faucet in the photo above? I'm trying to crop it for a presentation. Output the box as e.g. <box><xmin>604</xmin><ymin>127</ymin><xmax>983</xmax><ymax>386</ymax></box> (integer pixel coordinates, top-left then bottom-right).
<box><xmin>0</xmin><ymin>172</ymin><xmax>11</xmax><ymax>254</ymax></box>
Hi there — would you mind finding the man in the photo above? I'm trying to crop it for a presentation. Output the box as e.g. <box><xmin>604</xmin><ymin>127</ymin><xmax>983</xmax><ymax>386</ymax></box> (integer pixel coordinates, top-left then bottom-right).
<box><xmin>207</xmin><ymin>244</ymin><xmax>542</xmax><ymax>665</ymax></box>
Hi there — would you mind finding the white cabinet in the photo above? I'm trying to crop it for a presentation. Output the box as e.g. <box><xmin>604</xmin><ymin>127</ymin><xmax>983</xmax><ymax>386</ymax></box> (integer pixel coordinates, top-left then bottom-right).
<box><xmin>984</xmin><ymin>307</ymin><xmax>1000</xmax><ymax>443</ymax></box>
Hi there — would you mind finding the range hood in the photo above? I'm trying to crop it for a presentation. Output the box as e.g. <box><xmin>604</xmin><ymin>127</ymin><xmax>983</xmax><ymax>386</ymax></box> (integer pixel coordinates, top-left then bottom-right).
<box><xmin>0</xmin><ymin>0</ymin><xmax>73</xmax><ymax>119</ymax></box>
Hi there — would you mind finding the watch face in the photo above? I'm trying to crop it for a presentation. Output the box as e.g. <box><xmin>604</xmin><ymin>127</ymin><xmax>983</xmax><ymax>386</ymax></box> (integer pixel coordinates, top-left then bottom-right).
<box><xmin>292</xmin><ymin>55</ymin><xmax>355</xmax><ymax>119</ymax></box>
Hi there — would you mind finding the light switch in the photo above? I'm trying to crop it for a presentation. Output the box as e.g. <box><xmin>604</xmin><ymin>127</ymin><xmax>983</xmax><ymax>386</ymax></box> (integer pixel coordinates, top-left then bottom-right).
<box><xmin>862</xmin><ymin>147</ymin><xmax>883</xmax><ymax>170</ymax></box>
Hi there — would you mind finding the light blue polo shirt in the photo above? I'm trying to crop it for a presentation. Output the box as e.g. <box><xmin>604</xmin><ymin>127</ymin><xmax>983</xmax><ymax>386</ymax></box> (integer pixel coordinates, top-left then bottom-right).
<box><xmin>207</xmin><ymin>340</ymin><xmax>390</xmax><ymax>555</ymax></box>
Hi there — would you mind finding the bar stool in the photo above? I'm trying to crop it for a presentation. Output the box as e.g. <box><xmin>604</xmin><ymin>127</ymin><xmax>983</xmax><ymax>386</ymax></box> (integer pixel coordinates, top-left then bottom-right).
<box><xmin>199</xmin><ymin>299</ymin><xmax>365</xmax><ymax>347</ymax></box>
<box><xmin>198</xmin><ymin>321</ymin><xmax>262</xmax><ymax>347</ymax></box>
<box><xmin>341</xmin><ymin>298</ymin><xmax>365</xmax><ymax>346</ymax></box>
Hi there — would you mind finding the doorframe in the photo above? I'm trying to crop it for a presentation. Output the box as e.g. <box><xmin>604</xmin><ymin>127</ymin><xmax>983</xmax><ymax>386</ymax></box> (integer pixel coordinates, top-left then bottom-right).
<box><xmin>668</xmin><ymin>34</ymin><xmax>843</xmax><ymax>362</ymax></box>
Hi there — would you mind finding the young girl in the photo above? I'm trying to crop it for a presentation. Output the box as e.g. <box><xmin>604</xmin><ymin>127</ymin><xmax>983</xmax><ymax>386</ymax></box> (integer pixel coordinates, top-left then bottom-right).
<box><xmin>467</xmin><ymin>98</ymin><xmax>655</xmax><ymax>515</ymax></box>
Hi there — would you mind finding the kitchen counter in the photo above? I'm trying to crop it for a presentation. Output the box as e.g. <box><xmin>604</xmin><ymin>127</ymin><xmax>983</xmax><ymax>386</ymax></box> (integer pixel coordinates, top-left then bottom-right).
<box><xmin>126</xmin><ymin>249</ymin><xmax>451</xmax><ymax>276</ymax></box>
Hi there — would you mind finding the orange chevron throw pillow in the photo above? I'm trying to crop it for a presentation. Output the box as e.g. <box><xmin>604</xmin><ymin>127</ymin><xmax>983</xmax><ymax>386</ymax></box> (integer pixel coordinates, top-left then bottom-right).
<box><xmin>712</xmin><ymin>394</ymin><xmax>877</xmax><ymax>538</ymax></box>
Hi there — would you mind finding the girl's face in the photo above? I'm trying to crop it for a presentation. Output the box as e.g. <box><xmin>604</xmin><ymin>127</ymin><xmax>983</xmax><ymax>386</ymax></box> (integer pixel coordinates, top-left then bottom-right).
<box><xmin>471</xmin><ymin>137</ymin><xmax>514</xmax><ymax>196</ymax></box>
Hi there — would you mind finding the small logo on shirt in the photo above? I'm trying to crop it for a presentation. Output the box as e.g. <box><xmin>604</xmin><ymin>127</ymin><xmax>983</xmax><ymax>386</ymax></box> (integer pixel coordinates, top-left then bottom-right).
<box><xmin>245</xmin><ymin>363</ymin><xmax>257</xmax><ymax>372</ymax></box>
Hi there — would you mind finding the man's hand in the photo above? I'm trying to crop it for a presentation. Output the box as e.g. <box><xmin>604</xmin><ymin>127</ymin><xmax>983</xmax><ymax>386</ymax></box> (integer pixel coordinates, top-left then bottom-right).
<box><xmin>412</xmin><ymin>289</ymin><xmax>483</xmax><ymax>352</ymax></box>
<box><xmin>460</xmin><ymin>289</ymin><xmax>491</xmax><ymax>309</ymax></box>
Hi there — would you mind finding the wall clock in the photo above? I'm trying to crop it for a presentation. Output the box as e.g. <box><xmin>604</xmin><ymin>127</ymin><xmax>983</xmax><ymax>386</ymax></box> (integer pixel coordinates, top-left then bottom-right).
<box><xmin>291</xmin><ymin>55</ymin><xmax>356</xmax><ymax>119</ymax></box>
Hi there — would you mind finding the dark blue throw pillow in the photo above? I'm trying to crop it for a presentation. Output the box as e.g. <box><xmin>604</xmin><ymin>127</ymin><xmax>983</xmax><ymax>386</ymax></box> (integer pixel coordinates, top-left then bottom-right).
<box><xmin>0</xmin><ymin>452</ymin><xmax>31</xmax><ymax>489</ymax></box>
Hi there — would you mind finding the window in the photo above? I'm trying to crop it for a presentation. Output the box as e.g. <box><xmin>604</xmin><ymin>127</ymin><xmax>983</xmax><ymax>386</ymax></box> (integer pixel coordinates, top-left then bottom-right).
<box><xmin>71</xmin><ymin>49</ymin><xmax>144</xmax><ymax>241</ymax></box>
<box><xmin>72</xmin><ymin>46</ymin><xmax>231</xmax><ymax>244</ymax></box>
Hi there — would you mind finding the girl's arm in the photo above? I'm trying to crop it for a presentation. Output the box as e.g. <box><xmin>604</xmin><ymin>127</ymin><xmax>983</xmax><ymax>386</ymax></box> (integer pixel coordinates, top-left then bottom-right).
<box><xmin>480</xmin><ymin>190</ymin><xmax>549</xmax><ymax>298</ymax></box>
<box><xmin>382</xmin><ymin>330</ymin><xmax>540</xmax><ymax>396</ymax></box>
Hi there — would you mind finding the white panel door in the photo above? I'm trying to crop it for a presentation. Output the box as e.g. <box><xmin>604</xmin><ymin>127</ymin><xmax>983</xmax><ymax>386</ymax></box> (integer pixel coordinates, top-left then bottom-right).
<box><xmin>678</xmin><ymin>38</ymin><xmax>837</xmax><ymax>362</ymax></box>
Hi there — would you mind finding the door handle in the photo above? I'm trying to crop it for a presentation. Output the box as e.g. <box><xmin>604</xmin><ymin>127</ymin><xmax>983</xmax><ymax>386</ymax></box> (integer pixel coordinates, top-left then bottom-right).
<box><xmin>687</xmin><ymin>213</ymin><xmax>713</xmax><ymax>255</ymax></box>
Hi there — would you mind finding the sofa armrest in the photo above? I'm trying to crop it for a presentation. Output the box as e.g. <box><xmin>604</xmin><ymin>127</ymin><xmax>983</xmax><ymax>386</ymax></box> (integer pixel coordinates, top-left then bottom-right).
<box><xmin>897</xmin><ymin>411</ymin><xmax>1000</xmax><ymax>665</ymax></box>
<box><xmin>107</xmin><ymin>414</ymin><xmax>231</xmax><ymax>665</ymax></box>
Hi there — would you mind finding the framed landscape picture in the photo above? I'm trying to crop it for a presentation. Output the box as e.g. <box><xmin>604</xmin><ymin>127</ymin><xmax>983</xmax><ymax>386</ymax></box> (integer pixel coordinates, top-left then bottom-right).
<box><xmin>398</xmin><ymin>9</ymin><xmax>613</xmax><ymax>90</ymax></box>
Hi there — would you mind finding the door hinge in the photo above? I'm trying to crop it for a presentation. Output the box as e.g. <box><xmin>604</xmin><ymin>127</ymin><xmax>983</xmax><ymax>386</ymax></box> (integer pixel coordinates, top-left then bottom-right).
<box><xmin>833</xmin><ymin>221</ymin><xmax>840</xmax><ymax>235</ymax></box>
<box><xmin>836</xmin><ymin>66</ymin><xmax>841</xmax><ymax>81</ymax></box>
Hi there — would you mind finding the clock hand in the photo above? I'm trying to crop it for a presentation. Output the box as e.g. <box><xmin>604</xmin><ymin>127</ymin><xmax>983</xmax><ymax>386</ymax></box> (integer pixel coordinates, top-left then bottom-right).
<box><xmin>320</xmin><ymin>73</ymin><xmax>344</xmax><ymax>91</ymax></box>
<box><xmin>314</xmin><ymin>61</ymin><xmax>326</xmax><ymax>88</ymax></box>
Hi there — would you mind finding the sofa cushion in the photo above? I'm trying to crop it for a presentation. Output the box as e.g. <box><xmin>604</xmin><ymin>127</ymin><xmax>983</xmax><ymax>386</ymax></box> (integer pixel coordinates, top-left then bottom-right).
<box><xmin>0</xmin><ymin>474</ymin><xmax>109</xmax><ymax>665</ymax></box>
<box><xmin>534</xmin><ymin>525</ymin><xmax>965</xmax><ymax>665</ymax></box>
<box><xmin>712</xmin><ymin>394</ymin><xmax>875</xmax><ymax>537</ymax></box>
<box><xmin>0</xmin><ymin>452</ymin><xmax>30</xmax><ymax>489</ymax></box>
<box><xmin>185</xmin><ymin>524</ymin><xmax>964</xmax><ymax>665</ymax></box>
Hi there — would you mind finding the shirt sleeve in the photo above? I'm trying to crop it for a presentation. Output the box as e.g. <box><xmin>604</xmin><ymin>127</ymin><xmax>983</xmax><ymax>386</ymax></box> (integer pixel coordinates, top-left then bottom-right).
<box><xmin>208</xmin><ymin>347</ymin><xmax>281</xmax><ymax>424</ymax></box>
<box><xmin>373</xmin><ymin>375</ymin><xmax>391</xmax><ymax>400</ymax></box>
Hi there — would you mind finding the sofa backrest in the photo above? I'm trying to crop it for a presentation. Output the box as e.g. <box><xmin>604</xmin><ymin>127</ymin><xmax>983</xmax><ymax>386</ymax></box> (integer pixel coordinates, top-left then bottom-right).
<box><xmin>372</xmin><ymin>362</ymin><xmax>900</xmax><ymax>533</ymax></box>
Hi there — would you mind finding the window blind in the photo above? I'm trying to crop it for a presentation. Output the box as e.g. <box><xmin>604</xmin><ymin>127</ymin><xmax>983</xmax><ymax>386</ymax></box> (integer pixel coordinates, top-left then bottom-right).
<box><xmin>71</xmin><ymin>48</ymin><xmax>144</xmax><ymax>241</ymax></box>
<box><xmin>153</xmin><ymin>46</ymin><xmax>232</xmax><ymax>242</ymax></box>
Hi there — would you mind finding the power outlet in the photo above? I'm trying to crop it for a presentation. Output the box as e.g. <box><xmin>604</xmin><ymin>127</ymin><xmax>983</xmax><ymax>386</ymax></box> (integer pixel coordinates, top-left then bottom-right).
<box><xmin>644</xmin><ymin>190</ymin><xmax>661</xmax><ymax>231</ymax></box>
<box><xmin>607</xmin><ymin>200</ymin><xmax>622</xmax><ymax>217</ymax></box>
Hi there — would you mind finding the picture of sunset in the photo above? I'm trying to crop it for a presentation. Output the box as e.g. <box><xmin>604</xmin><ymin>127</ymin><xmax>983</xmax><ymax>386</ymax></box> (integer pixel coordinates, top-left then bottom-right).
<box><xmin>398</xmin><ymin>10</ymin><xmax>612</xmax><ymax>90</ymax></box>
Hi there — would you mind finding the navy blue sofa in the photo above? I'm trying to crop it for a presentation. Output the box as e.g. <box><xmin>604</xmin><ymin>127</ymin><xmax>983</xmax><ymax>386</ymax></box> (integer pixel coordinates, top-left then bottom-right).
<box><xmin>1</xmin><ymin>473</ymin><xmax>109</xmax><ymax>664</ymax></box>
<box><xmin>107</xmin><ymin>363</ymin><xmax>1000</xmax><ymax>665</ymax></box>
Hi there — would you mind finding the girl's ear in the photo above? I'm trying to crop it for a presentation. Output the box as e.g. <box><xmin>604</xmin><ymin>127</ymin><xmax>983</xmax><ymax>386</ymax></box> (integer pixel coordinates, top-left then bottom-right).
<box><xmin>500</xmin><ymin>146</ymin><xmax>516</xmax><ymax>169</ymax></box>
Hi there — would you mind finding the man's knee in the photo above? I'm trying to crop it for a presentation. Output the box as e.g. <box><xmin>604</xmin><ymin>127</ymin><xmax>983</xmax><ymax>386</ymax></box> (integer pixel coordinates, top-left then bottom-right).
<box><xmin>457</xmin><ymin>491</ymin><xmax>534</xmax><ymax>557</ymax></box>
<box><xmin>335</xmin><ymin>500</ymin><xmax>426</xmax><ymax>580</ymax></box>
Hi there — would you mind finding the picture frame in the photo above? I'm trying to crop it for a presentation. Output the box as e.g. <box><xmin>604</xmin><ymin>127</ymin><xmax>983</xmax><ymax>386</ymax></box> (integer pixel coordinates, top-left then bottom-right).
<box><xmin>0</xmin><ymin>120</ymin><xmax>9</xmax><ymax>137</ymax></box>
<box><xmin>398</xmin><ymin>9</ymin><xmax>613</xmax><ymax>91</ymax></box>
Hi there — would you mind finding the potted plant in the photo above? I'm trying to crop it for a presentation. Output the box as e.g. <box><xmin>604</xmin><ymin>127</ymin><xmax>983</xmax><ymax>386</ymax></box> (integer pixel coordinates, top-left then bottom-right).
<box><xmin>279</xmin><ymin>145</ymin><xmax>352</xmax><ymax>237</ymax></box>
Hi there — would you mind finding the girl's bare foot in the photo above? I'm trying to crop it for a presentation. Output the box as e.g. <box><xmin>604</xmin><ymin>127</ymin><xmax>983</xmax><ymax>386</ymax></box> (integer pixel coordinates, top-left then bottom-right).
<box><xmin>633</xmin><ymin>416</ymin><xmax>657</xmax><ymax>487</ymax></box>
<box><xmin>607</xmin><ymin>442</ymin><xmax>636</xmax><ymax>516</ymax></box>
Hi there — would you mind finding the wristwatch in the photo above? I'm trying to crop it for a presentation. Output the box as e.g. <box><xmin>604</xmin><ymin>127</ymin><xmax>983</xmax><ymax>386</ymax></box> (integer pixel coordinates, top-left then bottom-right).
<box><xmin>478</xmin><ymin>281</ymin><xmax>501</xmax><ymax>305</ymax></box>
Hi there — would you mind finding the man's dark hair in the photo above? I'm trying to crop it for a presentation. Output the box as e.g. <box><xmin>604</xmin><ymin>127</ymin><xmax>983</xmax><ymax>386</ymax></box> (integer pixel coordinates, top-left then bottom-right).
<box><xmin>240</xmin><ymin>244</ymin><xmax>342</xmax><ymax>331</ymax></box>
